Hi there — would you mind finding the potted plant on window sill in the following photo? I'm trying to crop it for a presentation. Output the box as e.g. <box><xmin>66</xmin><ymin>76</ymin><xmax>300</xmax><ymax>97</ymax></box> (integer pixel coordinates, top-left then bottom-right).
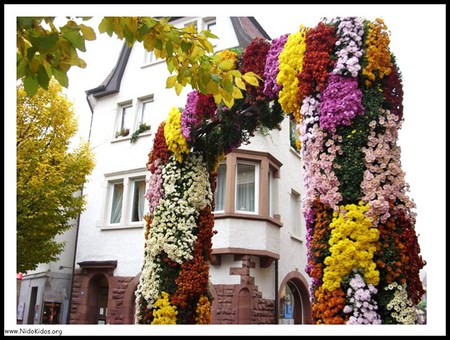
<box><xmin>130</xmin><ymin>123</ymin><xmax>151</xmax><ymax>143</ymax></box>
<box><xmin>115</xmin><ymin>128</ymin><xmax>130</xmax><ymax>138</ymax></box>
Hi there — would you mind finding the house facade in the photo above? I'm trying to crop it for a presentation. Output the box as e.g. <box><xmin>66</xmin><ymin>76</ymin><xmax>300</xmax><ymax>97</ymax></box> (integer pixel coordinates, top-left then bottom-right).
<box><xmin>69</xmin><ymin>16</ymin><xmax>312</xmax><ymax>325</ymax></box>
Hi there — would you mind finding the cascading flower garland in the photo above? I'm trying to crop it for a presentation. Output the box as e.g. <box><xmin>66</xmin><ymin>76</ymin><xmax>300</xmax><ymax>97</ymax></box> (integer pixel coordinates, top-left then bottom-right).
<box><xmin>136</xmin><ymin>17</ymin><xmax>425</xmax><ymax>325</ymax></box>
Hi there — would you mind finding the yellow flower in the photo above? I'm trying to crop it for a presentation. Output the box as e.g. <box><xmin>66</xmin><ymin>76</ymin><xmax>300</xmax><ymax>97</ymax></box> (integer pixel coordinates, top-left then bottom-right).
<box><xmin>195</xmin><ymin>295</ymin><xmax>211</xmax><ymax>324</ymax></box>
<box><xmin>323</xmin><ymin>203</ymin><xmax>380</xmax><ymax>290</ymax></box>
<box><xmin>164</xmin><ymin>107</ymin><xmax>190</xmax><ymax>162</ymax></box>
<box><xmin>277</xmin><ymin>26</ymin><xmax>308</xmax><ymax>120</ymax></box>
<box><xmin>151</xmin><ymin>291</ymin><xmax>178</xmax><ymax>324</ymax></box>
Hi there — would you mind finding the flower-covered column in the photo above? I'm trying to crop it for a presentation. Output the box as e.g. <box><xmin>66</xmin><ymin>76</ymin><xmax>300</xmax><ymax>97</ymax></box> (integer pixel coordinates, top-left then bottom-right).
<box><xmin>299</xmin><ymin>17</ymin><xmax>426</xmax><ymax>324</ymax></box>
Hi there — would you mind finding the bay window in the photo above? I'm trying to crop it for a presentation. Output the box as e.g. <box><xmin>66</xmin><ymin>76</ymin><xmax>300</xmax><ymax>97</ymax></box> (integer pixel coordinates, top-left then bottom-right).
<box><xmin>213</xmin><ymin>150</ymin><xmax>282</xmax><ymax>224</ymax></box>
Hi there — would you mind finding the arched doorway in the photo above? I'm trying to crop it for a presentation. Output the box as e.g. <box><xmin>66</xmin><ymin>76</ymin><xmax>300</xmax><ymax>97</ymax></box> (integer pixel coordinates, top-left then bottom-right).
<box><xmin>86</xmin><ymin>274</ymin><xmax>109</xmax><ymax>324</ymax></box>
<box><xmin>278</xmin><ymin>272</ymin><xmax>312</xmax><ymax>324</ymax></box>
<box><xmin>279</xmin><ymin>281</ymin><xmax>301</xmax><ymax>324</ymax></box>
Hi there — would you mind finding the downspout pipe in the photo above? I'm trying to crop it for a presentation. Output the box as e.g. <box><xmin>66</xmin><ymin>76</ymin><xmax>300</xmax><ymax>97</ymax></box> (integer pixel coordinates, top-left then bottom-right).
<box><xmin>66</xmin><ymin>93</ymin><xmax>95</xmax><ymax>324</ymax></box>
<box><xmin>274</xmin><ymin>259</ymin><xmax>279</xmax><ymax>324</ymax></box>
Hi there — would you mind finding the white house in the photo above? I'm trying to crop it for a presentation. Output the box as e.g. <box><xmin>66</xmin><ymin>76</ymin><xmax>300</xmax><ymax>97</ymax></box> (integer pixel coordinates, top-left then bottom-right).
<box><xmin>69</xmin><ymin>16</ymin><xmax>312</xmax><ymax>324</ymax></box>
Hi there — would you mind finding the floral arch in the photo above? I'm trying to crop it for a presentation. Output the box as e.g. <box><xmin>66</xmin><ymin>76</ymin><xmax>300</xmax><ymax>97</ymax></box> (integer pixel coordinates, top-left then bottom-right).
<box><xmin>134</xmin><ymin>17</ymin><xmax>425</xmax><ymax>325</ymax></box>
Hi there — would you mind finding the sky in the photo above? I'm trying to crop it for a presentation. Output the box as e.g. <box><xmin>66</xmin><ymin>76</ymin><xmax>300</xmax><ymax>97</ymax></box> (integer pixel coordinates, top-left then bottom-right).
<box><xmin>5</xmin><ymin>4</ymin><xmax>446</xmax><ymax>336</ymax></box>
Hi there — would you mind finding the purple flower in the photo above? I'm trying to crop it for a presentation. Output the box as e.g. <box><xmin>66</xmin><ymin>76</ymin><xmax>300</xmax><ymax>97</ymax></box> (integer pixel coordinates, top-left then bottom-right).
<box><xmin>263</xmin><ymin>34</ymin><xmax>289</xmax><ymax>99</ymax></box>
<box><xmin>319</xmin><ymin>74</ymin><xmax>364</xmax><ymax>132</ymax></box>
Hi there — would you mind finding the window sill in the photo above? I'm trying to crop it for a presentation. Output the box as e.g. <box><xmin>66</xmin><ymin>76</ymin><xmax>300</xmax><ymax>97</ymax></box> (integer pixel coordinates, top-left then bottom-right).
<box><xmin>141</xmin><ymin>59</ymin><xmax>165</xmax><ymax>69</ymax></box>
<box><xmin>290</xmin><ymin>233</ymin><xmax>304</xmax><ymax>243</ymax></box>
<box><xmin>99</xmin><ymin>223</ymin><xmax>144</xmax><ymax>231</ymax></box>
<box><xmin>214</xmin><ymin>212</ymin><xmax>283</xmax><ymax>228</ymax></box>
<box><xmin>290</xmin><ymin>147</ymin><xmax>302</xmax><ymax>159</ymax></box>
<box><xmin>111</xmin><ymin>136</ymin><xmax>131</xmax><ymax>143</ymax></box>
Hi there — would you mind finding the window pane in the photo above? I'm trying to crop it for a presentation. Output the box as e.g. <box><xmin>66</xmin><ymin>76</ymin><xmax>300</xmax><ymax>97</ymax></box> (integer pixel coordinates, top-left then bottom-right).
<box><xmin>291</xmin><ymin>191</ymin><xmax>301</xmax><ymax>237</ymax></box>
<box><xmin>268</xmin><ymin>169</ymin><xmax>273</xmax><ymax>217</ymax></box>
<box><xmin>207</xmin><ymin>21</ymin><xmax>217</xmax><ymax>34</ymax></box>
<box><xmin>110</xmin><ymin>183</ymin><xmax>123</xmax><ymax>223</ymax></box>
<box><xmin>236</xmin><ymin>163</ymin><xmax>256</xmax><ymax>212</ymax></box>
<box><xmin>214</xmin><ymin>164</ymin><xmax>226</xmax><ymax>211</ymax></box>
<box><xmin>143</xmin><ymin>51</ymin><xmax>154</xmax><ymax>64</ymax></box>
<box><xmin>131</xmin><ymin>180</ymin><xmax>146</xmax><ymax>222</ymax></box>
<box><xmin>140</xmin><ymin>101</ymin><xmax>152</xmax><ymax>125</ymax></box>
<box><xmin>121</xmin><ymin>106</ymin><xmax>133</xmax><ymax>131</ymax></box>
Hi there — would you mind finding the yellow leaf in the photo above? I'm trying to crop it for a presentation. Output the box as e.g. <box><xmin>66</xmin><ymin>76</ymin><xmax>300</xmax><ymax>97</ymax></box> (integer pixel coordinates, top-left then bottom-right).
<box><xmin>235</xmin><ymin>77</ymin><xmax>247</xmax><ymax>90</ymax></box>
<box><xmin>213</xmin><ymin>93</ymin><xmax>222</xmax><ymax>104</ymax></box>
<box><xmin>242</xmin><ymin>73</ymin><xmax>259</xmax><ymax>87</ymax></box>
<box><xmin>166</xmin><ymin>75</ymin><xmax>177</xmax><ymax>88</ymax></box>
<box><xmin>228</xmin><ymin>70</ymin><xmax>242</xmax><ymax>77</ymax></box>
<box><xmin>218</xmin><ymin>59</ymin><xmax>234</xmax><ymax>71</ymax></box>
<box><xmin>223</xmin><ymin>96</ymin><xmax>234</xmax><ymax>108</ymax></box>
<box><xmin>232</xmin><ymin>87</ymin><xmax>243</xmax><ymax>99</ymax></box>
<box><xmin>206</xmin><ymin>80</ymin><xmax>219</xmax><ymax>95</ymax></box>
<box><xmin>175</xmin><ymin>83</ymin><xmax>183</xmax><ymax>95</ymax></box>
<box><xmin>79</xmin><ymin>24</ymin><xmax>96</xmax><ymax>41</ymax></box>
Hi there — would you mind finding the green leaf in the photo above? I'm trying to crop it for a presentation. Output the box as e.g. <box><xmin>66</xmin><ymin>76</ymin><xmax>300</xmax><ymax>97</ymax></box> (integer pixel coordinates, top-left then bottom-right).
<box><xmin>201</xmin><ymin>30</ymin><xmax>218</xmax><ymax>39</ymax></box>
<box><xmin>79</xmin><ymin>24</ymin><xmax>96</xmax><ymax>41</ymax></box>
<box><xmin>17</xmin><ymin>54</ymin><xmax>28</xmax><ymax>79</ymax></box>
<box><xmin>37</xmin><ymin>64</ymin><xmax>50</xmax><ymax>89</ymax></box>
<box><xmin>63</xmin><ymin>30</ymin><xmax>86</xmax><ymax>52</ymax></box>
<box><xmin>53</xmin><ymin>68</ymin><xmax>69</xmax><ymax>88</ymax></box>
<box><xmin>23</xmin><ymin>74</ymin><xmax>39</xmax><ymax>97</ymax></box>
<box><xmin>210</xmin><ymin>74</ymin><xmax>221</xmax><ymax>83</ymax></box>
<box><xmin>154</xmin><ymin>38</ymin><xmax>163</xmax><ymax>50</ymax></box>
<box><xmin>98</xmin><ymin>18</ymin><xmax>113</xmax><ymax>36</ymax></box>
<box><xmin>166</xmin><ymin>40</ymin><xmax>173</xmax><ymax>56</ymax></box>
<box><xmin>180</xmin><ymin>40</ymin><xmax>192</xmax><ymax>52</ymax></box>
<box><xmin>222</xmin><ymin>77</ymin><xmax>234</xmax><ymax>93</ymax></box>
<box><xmin>27</xmin><ymin>32</ymin><xmax>59</xmax><ymax>53</ymax></box>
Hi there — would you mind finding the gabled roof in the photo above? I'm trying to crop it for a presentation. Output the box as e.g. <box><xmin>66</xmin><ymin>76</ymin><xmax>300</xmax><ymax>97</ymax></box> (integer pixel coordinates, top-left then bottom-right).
<box><xmin>86</xmin><ymin>17</ymin><xmax>271</xmax><ymax>99</ymax></box>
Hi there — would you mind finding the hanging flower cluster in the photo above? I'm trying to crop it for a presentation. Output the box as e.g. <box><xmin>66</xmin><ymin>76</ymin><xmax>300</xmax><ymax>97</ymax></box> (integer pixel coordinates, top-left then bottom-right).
<box><xmin>136</xmin><ymin>17</ymin><xmax>424</xmax><ymax>325</ymax></box>
<box><xmin>135</xmin><ymin>150</ymin><xmax>214</xmax><ymax>324</ymax></box>
<box><xmin>343</xmin><ymin>270</ymin><xmax>381</xmax><ymax>324</ymax></box>
<box><xmin>300</xmin><ymin>17</ymin><xmax>425</xmax><ymax>324</ymax></box>
<box><xmin>277</xmin><ymin>25</ymin><xmax>308</xmax><ymax>122</ymax></box>
<box><xmin>263</xmin><ymin>34</ymin><xmax>288</xmax><ymax>99</ymax></box>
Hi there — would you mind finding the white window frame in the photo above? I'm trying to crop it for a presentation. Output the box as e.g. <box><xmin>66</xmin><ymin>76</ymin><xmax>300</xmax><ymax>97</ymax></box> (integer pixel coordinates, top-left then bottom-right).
<box><xmin>214</xmin><ymin>162</ymin><xmax>227</xmax><ymax>213</ymax></box>
<box><xmin>101</xmin><ymin>169</ymin><xmax>148</xmax><ymax>230</ymax></box>
<box><xmin>115</xmin><ymin>100</ymin><xmax>134</xmax><ymax>139</ymax></box>
<box><xmin>129</xmin><ymin>177</ymin><xmax>147</xmax><ymax>224</ymax></box>
<box><xmin>108</xmin><ymin>180</ymin><xmax>124</xmax><ymax>225</ymax></box>
<box><xmin>235</xmin><ymin>160</ymin><xmax>259</xmax><ymax>214</ymax></box>
<box><xmin>137</xmin><ymin>95</ymin><xmax>154</xmax><ymax>128</ymax></box>
<box><xmin>290</xmin><ymin>189</ymin><xmax>303</xmax><ymax>241</ymax></box>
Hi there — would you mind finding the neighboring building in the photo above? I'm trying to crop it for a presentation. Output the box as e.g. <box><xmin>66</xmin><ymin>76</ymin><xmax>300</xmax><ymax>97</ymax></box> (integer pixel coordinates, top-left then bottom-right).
<box><xmin>16</xmin><ymin>225</ymin><xmax>77</xmax><ymax>325</ymax></box>
<box><xmin>69</xmin><ymin>16</ymin><xmax>312</xmax><ymax>325</ymax></box>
